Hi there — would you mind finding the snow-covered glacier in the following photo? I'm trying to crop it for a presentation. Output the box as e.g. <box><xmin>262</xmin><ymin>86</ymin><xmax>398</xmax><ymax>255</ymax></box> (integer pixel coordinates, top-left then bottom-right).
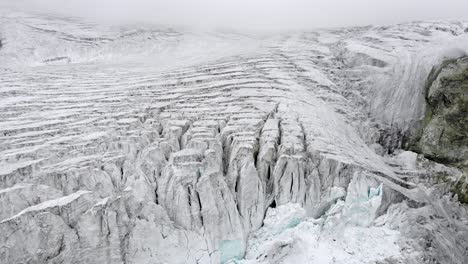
<box><xmin>1</xmin><ymin>9</ymin><xmax>468</xmax><ymax>264</ymax></box>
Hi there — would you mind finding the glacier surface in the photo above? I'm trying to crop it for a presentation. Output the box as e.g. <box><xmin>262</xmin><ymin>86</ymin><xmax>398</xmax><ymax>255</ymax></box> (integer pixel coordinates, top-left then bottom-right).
<box><xmin>0</xmin><ymin>9</ymin><xmax>468</xmax><ymax>264</ymax></box>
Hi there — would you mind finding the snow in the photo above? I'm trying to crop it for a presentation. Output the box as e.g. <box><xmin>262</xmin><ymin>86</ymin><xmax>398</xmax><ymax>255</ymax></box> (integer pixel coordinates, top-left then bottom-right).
<box><xmin>241</xmin><ymin>206</ymin><xmax>401</xmax><ymax>264</ymax></box>
<box><xmin>1</xmin><ymin>190</ymin><xmax>91</xmax><ymax>223</ymax></box>
<box><xmin>0</xmin><ymin>160</ymin><xmax>42</xmax><ymax>176</ymax></box>
<box><xmin>241</xmin><ymin>178</ymin><xmax>400</xmax><ymax>264</ymax></box>
<box><xmin>0</xmin><ymin>183</ymin><xmax>29</xmax><ymax>194</ymax></box>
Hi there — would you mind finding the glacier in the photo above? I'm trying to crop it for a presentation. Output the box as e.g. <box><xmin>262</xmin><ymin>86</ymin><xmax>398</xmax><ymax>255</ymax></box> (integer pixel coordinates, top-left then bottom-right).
<box><xmin>0</xmin><ymin>8</ymin><xmax>468</xmax><ymax>264</ymax></box>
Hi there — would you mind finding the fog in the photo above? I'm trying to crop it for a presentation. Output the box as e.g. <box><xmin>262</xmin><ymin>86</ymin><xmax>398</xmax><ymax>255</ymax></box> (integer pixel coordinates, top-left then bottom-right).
<box><xmin>2</xmin><ymin>0</ymin><xmax>468</xmax><ymax>31</ymax></box>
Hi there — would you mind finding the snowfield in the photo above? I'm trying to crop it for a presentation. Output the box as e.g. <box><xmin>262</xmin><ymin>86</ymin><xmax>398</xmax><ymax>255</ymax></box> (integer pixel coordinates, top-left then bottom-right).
<box><xmin>1</xmin><ymin>9</ymin><xmax>468</xmax><ymax>264</ymax></box>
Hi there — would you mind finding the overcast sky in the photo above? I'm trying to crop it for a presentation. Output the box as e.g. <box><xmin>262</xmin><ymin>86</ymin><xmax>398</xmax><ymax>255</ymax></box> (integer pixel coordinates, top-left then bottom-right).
<box><xmin>2</xmin><ymin>0</ymin><xmax>468</xmax><ymax>31</ymax></box>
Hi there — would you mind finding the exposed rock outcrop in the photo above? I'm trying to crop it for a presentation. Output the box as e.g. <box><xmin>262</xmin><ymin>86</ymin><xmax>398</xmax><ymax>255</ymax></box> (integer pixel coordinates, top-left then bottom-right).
<box><xmin>417</xmin><ymin>57</ymin><xmax>468</xmax><ymax>164</ymax></box>
<box><xmin>411</xmin><ymin>57</ymin><xmax>468</xmax><ymax>203</ymax></box>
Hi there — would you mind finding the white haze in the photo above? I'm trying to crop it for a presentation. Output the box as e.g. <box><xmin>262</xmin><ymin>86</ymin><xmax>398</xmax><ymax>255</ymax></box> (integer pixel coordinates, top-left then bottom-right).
<box><xmin>1</xmin><ymin>0</ymin><xmax>468</xmax><ymax>31</ymax></box>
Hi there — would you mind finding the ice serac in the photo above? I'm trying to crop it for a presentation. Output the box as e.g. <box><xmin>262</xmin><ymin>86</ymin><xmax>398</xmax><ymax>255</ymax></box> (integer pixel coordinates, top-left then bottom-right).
<box><xmin>257</xmin><ymin>117</ymin><xmax>280</xmax><ymax>204</ymax></box>
<box><xmin>156</xmin><ymin>119</ymin><xmax>247</xmax><ymax>259</ymax></box>
<box><xmin>1</xmin><ymin>10</ymin><xmax>468</xmax><ymax>264</ymax></box>
<box><xmin>223</xmin><ymin>114</ymin><xmax>267</xmax><ymax>234</ymax></box>
<box><xmin>272</xmin><ymin>114</ymin><xmax>307</xmax><ymax>207</ymax></box>
<box><xmin>0</xmin><ymin>191</ymin><xmax>94</xmax><ymax>263</ymax></box>
<box><xmin>0</xmin><ymin>184</ymin><xmax>62</xmax><ymax>220</ymax></box>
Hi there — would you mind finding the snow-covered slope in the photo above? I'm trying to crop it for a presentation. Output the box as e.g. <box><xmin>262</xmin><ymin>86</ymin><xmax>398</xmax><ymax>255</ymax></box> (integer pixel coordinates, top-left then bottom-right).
<box><xmin>1</xmin><ymin>10</ymin><xmax>467</xmax><ymax>264</ymax></box>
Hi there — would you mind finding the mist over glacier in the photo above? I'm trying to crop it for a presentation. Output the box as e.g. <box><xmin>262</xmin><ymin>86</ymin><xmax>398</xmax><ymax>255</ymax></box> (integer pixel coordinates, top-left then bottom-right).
<box><xmin>2</xmin><ymin>0</ymin><xmax>468</xmax><ymax>31</ymax></box>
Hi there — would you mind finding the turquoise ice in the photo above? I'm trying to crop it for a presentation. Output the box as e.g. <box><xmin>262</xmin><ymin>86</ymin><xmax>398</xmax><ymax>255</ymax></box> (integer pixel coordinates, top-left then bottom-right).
<box><xmin>220</xmin><ymin>240</ymin><xmax>243</xmax><ymax>264</ymax></box>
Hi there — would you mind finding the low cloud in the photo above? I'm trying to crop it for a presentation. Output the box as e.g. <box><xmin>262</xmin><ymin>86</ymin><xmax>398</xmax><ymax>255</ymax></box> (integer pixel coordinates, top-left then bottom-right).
<box><xmin>2</xmin><ymin>0</ymin><xmax>468</xmax><ymax>31</ymax></box>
